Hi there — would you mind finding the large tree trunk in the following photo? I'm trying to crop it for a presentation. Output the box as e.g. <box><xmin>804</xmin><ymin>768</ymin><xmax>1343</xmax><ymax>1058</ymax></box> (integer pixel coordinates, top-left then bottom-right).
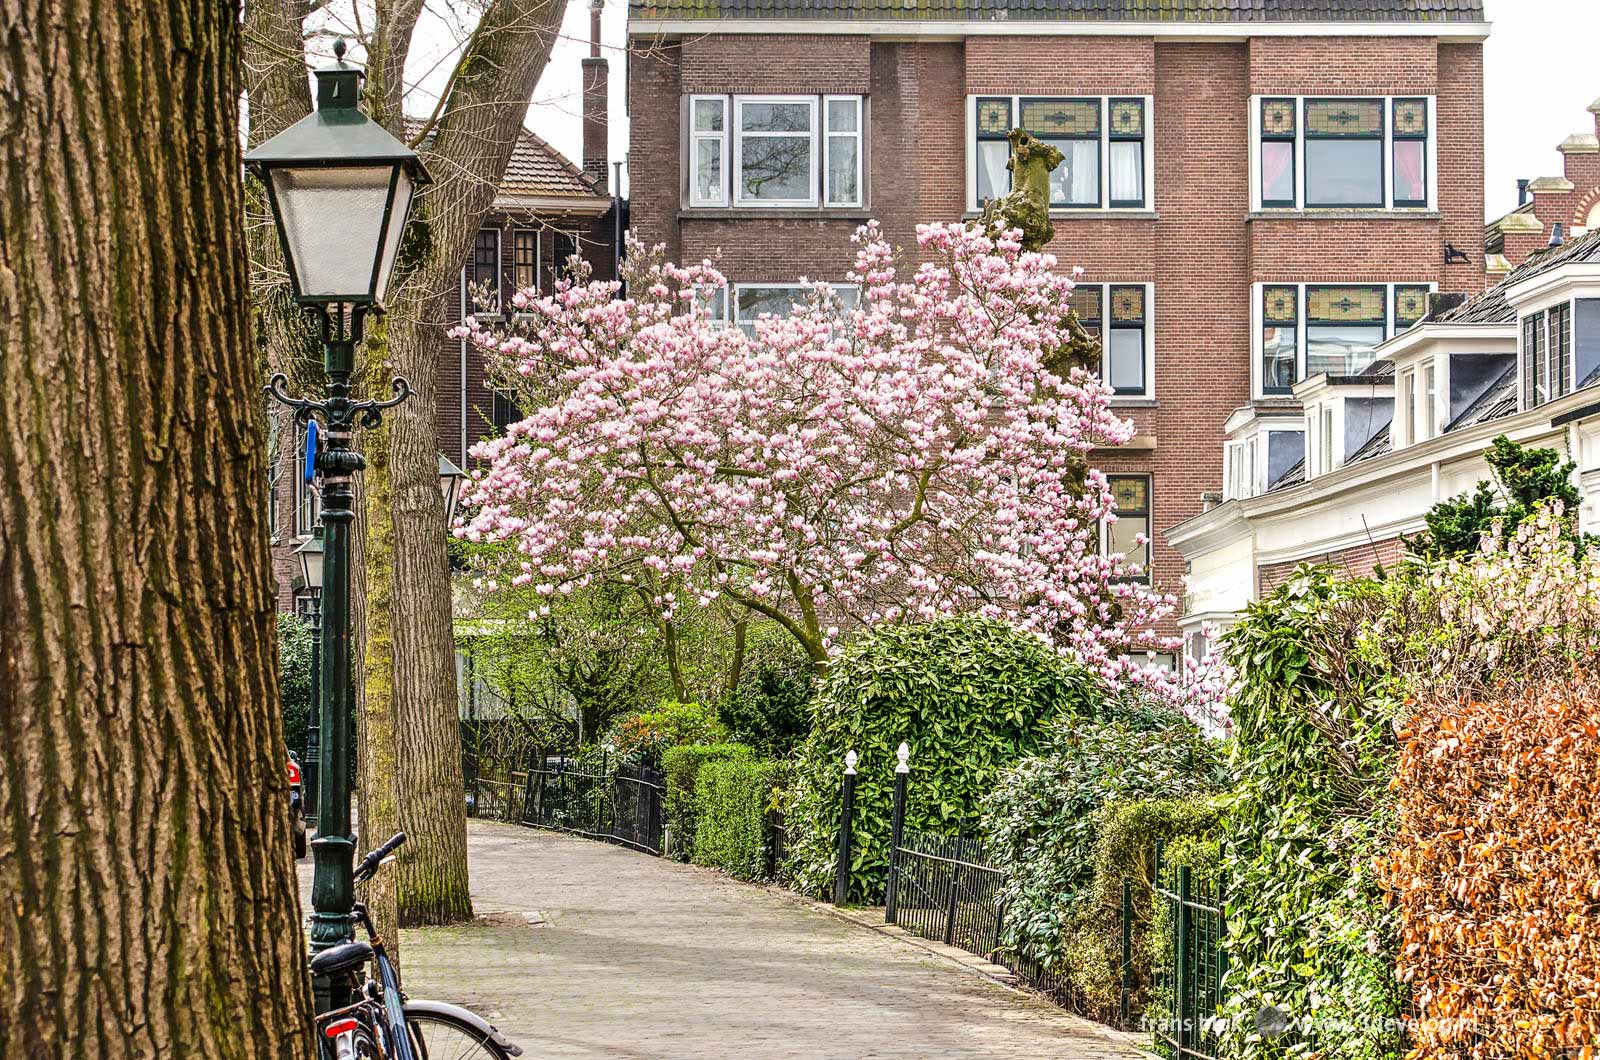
<box><xmin>381</xmin><ymin>0</ymin><xmax>567</xmax><ymax>926</ymax></box>
<box><xmin>0</xmin><ymin>2</ymin><xmax>314</xmax><ymax>1056</ymax></box>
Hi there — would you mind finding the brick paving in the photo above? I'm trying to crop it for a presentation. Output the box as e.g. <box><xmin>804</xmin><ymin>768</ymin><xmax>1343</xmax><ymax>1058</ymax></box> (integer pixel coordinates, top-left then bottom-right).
<box><xmin>297</xmin><ymin>820</ymin><xmax>1145</xmax><ymax>1059</ymax></box>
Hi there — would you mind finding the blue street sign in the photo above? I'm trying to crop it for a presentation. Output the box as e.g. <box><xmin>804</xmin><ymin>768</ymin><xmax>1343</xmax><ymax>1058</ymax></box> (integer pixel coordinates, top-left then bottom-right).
<box><xmin>304</xmin><ymin>420</ymin><xmax>319</xmax><ymax>484</ymax></box>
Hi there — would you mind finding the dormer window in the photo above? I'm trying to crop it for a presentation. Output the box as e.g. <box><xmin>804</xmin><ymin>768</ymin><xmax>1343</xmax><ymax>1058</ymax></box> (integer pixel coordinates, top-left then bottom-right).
<box><xmin>1522</xmin><ymin>304</ymin><xmax>1572</xmax><ymax>409</ymax></box>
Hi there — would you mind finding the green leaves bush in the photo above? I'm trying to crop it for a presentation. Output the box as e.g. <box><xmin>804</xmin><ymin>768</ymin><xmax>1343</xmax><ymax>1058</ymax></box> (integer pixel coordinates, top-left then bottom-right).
<box><xmin>785</xmin><ymin>616</ymin><xmax>1101</xmax><ymax>902</ymax></box>
<box><xmin>277</xmin><ymin>611</ymin><xmax>313</xmax><ymax>758</ymax></box>
<box><xmin>606</xmin><ymin>700</ymin><xmax>727</xmax><ymax>765</ymax></box>
<box><xmin>662</xmin><ymin>742</ymin><xmax>751</xmax><ymax>861</ymax></box>
<box><xmin>694</xmin><ymin>758</ymin><xmax>786</xmax><ymax>881</ymax></box>
<box><xmin>981</xmin><ymin>701</ymin><xmax>1223</xmax><ymax>1019</ymax></box>
<box><xmin>718</xmin><ymin>623</ymin><xmax>814</xmax><ymax>756</ymax></box>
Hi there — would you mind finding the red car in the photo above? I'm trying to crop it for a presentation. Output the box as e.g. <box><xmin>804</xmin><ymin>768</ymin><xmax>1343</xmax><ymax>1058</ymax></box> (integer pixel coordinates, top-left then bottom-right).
<box><xmin>288</xmin><ymin>753</ymin><xmax>308</xmax><ymax>859</ymax></box>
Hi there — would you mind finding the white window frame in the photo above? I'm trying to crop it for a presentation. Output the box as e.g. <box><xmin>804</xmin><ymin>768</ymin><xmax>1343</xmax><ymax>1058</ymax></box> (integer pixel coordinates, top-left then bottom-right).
<box><xmin>823</xmin><ymin>95</ymin><xmax>864</xmax><ymax>208</ymax></box>
<box><xmin>1250</xmin><ymin>281</ymin><xmax>1437</xmax><ymax>399</ymax></box>
<box><xmin>689</xmin><ymin>95</ymin><xmax>730</xmax><ymax>207</ymax></box>
<box><xmin>733</xmin><ymin>95</ymin><xmax>820</xmax><ymax>208</ymax></box>
<box><xmin>1249</xmin><ymin>95</ymin><xmax>1437</xmax><ymax>213</ymax></box>
<box><xmin>1100</xmin><ymin>472</ymin><xmax>1153</xmax><ymax>583</ymax></box>
<box><xmin>1400</xmin><ymin>368</ymin><xmax>1417</xmax><ymax>447</ymax></box>
<box><xmin>964</xmin><ymin>95</ymin><xmax>1155</xmax><ymax>214</ymax></box>
<box><xmin>1422</xmin><ymin>361</ymin><xmax>1439</xmax><ymax>440</ymax></box>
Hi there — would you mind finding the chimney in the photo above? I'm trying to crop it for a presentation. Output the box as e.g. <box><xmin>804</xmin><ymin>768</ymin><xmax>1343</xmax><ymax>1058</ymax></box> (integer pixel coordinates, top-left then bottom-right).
<box><xmin>1550</xmin><ymin>222</ymin><xmax>1566</xmax><ymax>248</ymax></box>
<box><xmin>1517</xmin><ymin>178</ymin><xmax>1530</xmax><ymax>206</ymax></box>
<box><xmin>581</xmin><ymin>0</ymin><xmax>609</xmax><ymax>194</ymax></box>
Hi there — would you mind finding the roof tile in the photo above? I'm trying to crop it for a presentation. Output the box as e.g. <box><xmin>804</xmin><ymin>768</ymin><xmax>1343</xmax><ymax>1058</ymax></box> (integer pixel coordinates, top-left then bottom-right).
<box><xmin>631</xmin><ymin>0</ymin><xmax>1484</xmax><ymax>21</ymax></box>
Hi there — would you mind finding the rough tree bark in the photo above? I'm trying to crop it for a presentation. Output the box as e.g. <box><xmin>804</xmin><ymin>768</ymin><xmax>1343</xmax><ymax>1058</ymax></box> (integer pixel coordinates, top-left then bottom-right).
<box><xmin>0</xmin><ymin>2</ymin><xmax>315</xmax><ymax>1056</ymax></box>
<box><xmin>374</xmin><ymin>0</ymin><xmax>568</xmax><ymax>926</ymax></box>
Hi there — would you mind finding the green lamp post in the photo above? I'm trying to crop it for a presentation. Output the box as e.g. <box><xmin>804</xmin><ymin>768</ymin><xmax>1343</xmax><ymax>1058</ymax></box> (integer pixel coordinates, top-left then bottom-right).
<box><xmin>250</xmin><ymin>38</ymin><xmax>431</xmax><ymax>1015</ymax></box>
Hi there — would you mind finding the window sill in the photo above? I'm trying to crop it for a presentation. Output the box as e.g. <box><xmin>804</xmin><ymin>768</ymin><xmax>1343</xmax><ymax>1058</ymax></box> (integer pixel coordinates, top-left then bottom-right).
<box><xmin>1111</xmin><ymin>397</ymin><xmax>1158</xmax><ymax>408</ymax></box>
<box><xmin>679</xmin><ymin>207</ymin><xmax>873</xmax><ymax>222</ymax></box>
<box><xmin>962</xmin><ymin>209</ymin><xmax>1159</xmax><ymax>221</ymax></box>
<box><xmin>1249</xmin><ymin>209</ymin><xmax>1441</xmax><ymax>221</ymax></box>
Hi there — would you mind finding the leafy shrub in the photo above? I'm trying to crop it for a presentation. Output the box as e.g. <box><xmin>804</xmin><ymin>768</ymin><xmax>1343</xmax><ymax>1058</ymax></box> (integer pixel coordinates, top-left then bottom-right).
<box><xmin>694</xmin><ymin>758</ymin><xmax>786</xmax><ymax>881</ymax></box>
<box><xmin>606</xmin><ymin>700</ymin><xmax>727</xmax><ymax>765</ymax></box>
<box><xmin>662</xmin><ymin>742</ymin><xmax>752</xmax><ymax>861</ymax></box>
<box><xmin>1380</xmin><ymin>680</ymin><xmax>1600</xmax><ymax>1058</ymax></box>
<box><xmin>785</xmin><ymin>616</ymin><xmax>1101</xmax><ymax>902</ymax></box>
<box><xmin>718</xmin><ymin>623</ymin><xmax>814</xmax><ymax>756</ymax></box>
<box><xmin>982</xmin><ymin>703</ymin><xmax>1223</xmax><ymax>1020</ymax></box>
<box><xmin>277</xmin><ymin>611</ymin><xmax>313</xmax><ymax>758</ymax></box>
<box><xmin>1408</xmin><ymin>435</ymin><xmax>1588</xmax><ymax>558</ymax></box>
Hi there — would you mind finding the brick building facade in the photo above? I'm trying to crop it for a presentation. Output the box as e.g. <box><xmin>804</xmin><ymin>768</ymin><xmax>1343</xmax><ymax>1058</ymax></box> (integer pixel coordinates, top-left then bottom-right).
<box><xmin>269</xmin><ymin>18</ymin><xmax>621</xmax><ymax>613</ymax></box>
<box><xmin>625</xmin><ymin>0</ymin><xmax>1489</xmax><ymax>638</ymax></box>
<box><xmin>1486</xmin><ymin>96</ymin><xmax>1600</xmax><ymax>279</ymax></box>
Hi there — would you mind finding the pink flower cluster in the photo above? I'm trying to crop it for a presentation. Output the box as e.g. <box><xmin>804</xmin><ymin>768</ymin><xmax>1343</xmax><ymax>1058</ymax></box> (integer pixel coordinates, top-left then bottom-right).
<box><xmin>453</xmin><ymin>221</ymin><xmax>1207</xmax><ymax>710</ymax></box>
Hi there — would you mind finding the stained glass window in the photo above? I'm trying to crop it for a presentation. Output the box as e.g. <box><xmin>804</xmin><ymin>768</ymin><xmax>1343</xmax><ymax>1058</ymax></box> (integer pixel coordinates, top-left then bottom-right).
<box><xmin>1305</xmin><ymin>99</ymin><xmax>1383</xmax><ymax>138</ymax></box>
<box><xmin>1021</xmin><ymin>98</ymin><xmax>1100</xmax><ymax>138</ymax></box>
<box><xmin>1108</xmin><ymin>285</ymin><xmax>1146</xmax><ymax>394</ymax></box>
<box><xmin>1261</xmin><ymin>98</ymin><xmax>1296</xmax><ymax>138</ymax></box>
<box><xmin>1109</xmin><ymin>98</ymin><xmax>1144</xmax><ymax>208</ymax></box>
<box><xmin>1307</xmin><ymin>285</ymin><xmax>1387</xmax><ymax>377</ymax></box>
<box><xmin>1394</xmin><ymin>285</ymin><xmax>1430</xmax><ymax>329</ymax></box>
<box><xmin>1393</xmin><ymin>98</ymin><xmax>1427</xmax><ymax>207</ymax></box>
<box><xmin>1071</xmin><ymin>284</ymin><xmax>1103</xmax><ymax>327</ymax></box>
<box><xmin>1392</xmin><ymin>98</ymin><xmax>1428</xmax><ymax>138</ymax></box>
<box><xmin>976</xmin><ymin>98</ymin><xmax>1013</xmax><ymax>138</ymax></box>
<box><xmin>1263</xmin><ymin>285</ymin><xmax>1298</xmax><ymax>393</ymax></box>
<box><xmin>1109</xmin><ymin>99</ymin><xmax>1144</xmax><ymax>138</ymax></box>
<box><xmin>1106</xmin><ymin>474</ymin><xmax>1151</xmax><ymax>582</ymax></box>
<box><xmin>1261</xmin><ymin>99</ymin><xmax>1296</xmax><ymax>207</ymax></box>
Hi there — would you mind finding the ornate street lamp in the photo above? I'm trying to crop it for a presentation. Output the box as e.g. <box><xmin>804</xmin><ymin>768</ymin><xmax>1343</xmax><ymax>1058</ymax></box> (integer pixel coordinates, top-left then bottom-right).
<box><xmin>251</xmin><ymin>38</ymin><xmax>431</xmax><ymax>1016</ymax></box>
<box><xmin>292</xmin><ymin>528</ymin><xmax>325</xmax><ymax>827</ymax></box>
<box><xmin>438</xmin><ymin>453</ymin><xmax>465</xmax><ymax>528</ymax></box>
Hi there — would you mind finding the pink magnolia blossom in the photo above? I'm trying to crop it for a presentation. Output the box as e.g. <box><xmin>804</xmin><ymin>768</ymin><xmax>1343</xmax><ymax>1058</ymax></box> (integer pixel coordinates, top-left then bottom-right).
<box><xmin>453</xmin><ymin>221</ymin><xmax>1215</xmax><ymax>717</ymax></box>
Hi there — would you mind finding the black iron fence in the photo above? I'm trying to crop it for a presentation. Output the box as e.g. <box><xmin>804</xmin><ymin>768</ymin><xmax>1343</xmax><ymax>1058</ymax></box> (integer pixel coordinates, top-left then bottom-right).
<box><xmin>888</xmin><ymin>828</ymin><xmax>1006</xmax><ymax>955</ymax></box>
<box><xmin>1151</xmin><ymin>851</ymin><xmax>1228</xmax><ymax>1060</ymax></box>
<box><xmin>523</xmin><ymin>754</ymin><xmax>666</xmax><ymax>855</ymax></box>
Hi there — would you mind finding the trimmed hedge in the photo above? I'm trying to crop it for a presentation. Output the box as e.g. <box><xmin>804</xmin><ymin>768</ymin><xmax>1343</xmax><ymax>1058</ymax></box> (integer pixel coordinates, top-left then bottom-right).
<box><xmin>693</xmin><ymin>758</ymin><xmax>785</xmax><ymax>881</ymax></box>
<box><xmin>662</xmin><ymin>742</ymin><xmax>752</xmax><ymax>862</ymax></box>
<box><xmin>786</xmin><ymin>616</ymin><xmax>1101</xmax><ymax>903</ymax></box>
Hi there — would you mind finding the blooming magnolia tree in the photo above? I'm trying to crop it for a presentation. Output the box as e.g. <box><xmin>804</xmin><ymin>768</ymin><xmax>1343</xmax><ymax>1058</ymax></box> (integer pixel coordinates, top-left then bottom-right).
<box><xmin>454</xmin><ymin>222</ymin><xmax>1205</xmax><ymax>705</ymax></box>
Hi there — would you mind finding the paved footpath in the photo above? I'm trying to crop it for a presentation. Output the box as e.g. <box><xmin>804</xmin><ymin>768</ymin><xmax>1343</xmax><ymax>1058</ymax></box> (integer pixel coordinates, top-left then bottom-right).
<box><xmin>297</xmin><ymin>819</ymin><xmax>1145</xmax><ymax>1059</ymax></box>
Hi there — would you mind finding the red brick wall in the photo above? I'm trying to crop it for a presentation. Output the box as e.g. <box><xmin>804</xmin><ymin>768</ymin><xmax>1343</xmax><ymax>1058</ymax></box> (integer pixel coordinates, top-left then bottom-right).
<box><xmin>624</xmin><ymin>28</ymin><xmax>1485</xmax><ymax>636</ymax></box>
<box><xmin>682</xmin><ymin>35</ymin><xmax>870</xmax><ymax>94</ymax></box>
<box><xmin>965</xmin><ymin>36</ymin><xmax>1154</xmax><ymax>95</ymax></box>
<box><xmin>1248</xmin><ymin>36</ymin><xmax>1436</xmax><ymax>95</ymax></box>
<box><xmin>1258</xmin><ymin>534</ymin><xmax>1403</xmax><ymax>596</ymax></box>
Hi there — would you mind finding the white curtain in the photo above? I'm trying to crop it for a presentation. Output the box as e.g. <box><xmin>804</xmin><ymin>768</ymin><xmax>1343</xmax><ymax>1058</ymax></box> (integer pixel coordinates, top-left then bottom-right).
<box><xmin>977</xmin><ymin>140</ymin><xmax>1009</xmax><ymax>203</ymax></box>
<box><xmin>1110</xmin><ymin>141</ymin><xmax>1142</xmax><ymax>205</ymax></box>
<box><xmin>1048</xmin><ymin>140</ymin><xmax>1099</xmax><ymax>206</ymax></box>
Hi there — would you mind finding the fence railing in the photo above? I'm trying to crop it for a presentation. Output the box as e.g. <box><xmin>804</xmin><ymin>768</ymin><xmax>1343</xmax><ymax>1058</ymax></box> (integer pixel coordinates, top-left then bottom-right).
<box><xmin>889</xmin><ymin>828</ymin><xmax>1006</xmax><ymax>955</ymax></box>
<box><xmin>522</xmin><ymin>754</ymin><xmax>666</xmax><ymax>855</ymax></box>
<box><xmin>1151</xmin><ymin>848</ymin><xmax>1228</xmax><ymax>1060</ymax></box>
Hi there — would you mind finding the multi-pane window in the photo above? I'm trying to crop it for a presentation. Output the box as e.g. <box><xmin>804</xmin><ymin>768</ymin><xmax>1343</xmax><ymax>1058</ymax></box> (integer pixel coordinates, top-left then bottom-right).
<box><xmin>1254</xmin><ymin>96</ymin><xmax>1434</xmax><ymax>211</ymax></box>
<box><xmin>825</xmin><ymin>97</ymin><xmax>863</xmax><ymax>207</ymax></box>
<box><xmin>463</xmin><ymin>228</ymin><xmax>500</xmax><ymax>315</ymax></box>
<box><xmin>1258</xmin><ymin>282</ymin><xmax>1427</xmax><ymax>395</ymax></box>
<box><xmin>1260</xmin><ymin>99</ymin><xmax>1296</xmax><ymax>207</ymax></box>
<box><xmin>1071</xmin><ymin>283</ymin><xmax>1153</xmax><ymax>396</ymax></box>
<box><xmin>1523</xmin><ymin>304</ymin><xmax>1574</xmax><ymax>410</ymax></box>
<box><xmin>690</xmin><ymin>97</ymin><xmax>728</xmax><ymax>206</ymax></box>
<box><xmin>1392</xmin><ymin>99</ymin><xmax>1428</xmax><ymax>208</ymax></box>
<box><xmin>1261</xmin><ymin>285</ymin><xmax>1298</xmax><ymax>393</ymax></box>
<box><xmin>1304</xmin><ymin>99</ymin><xmax>1384</xmax><ymax>208</ymax></box>
<box><xmin>1105</xmin><ymin>474</ymin><xmax>1152</xmax><ymax>582</ymax></box>
<box><xmin>688</xmin><ymin>95</ymin><xmax>864</xmax><ymax>209</ymax></box>
<box><xmin>1307</xmin><ymin>285</ymin><xmax>1386</xmax><ymax>377</ymax></box>
<box><xmin>732</xmin><ymin>285</ymin><xmax>864</xmax><ymax>334</ymax></box>
<box><xmin>491</xmin><ymin>391</ymin><xmax>524</xmax><ymax>435</ymax></box>
<box><xmin>972</xmin><ymin>96</ymin><xmax>1149</xmax><ymax>211</ymax></box>
<box><xmin>544</xmin><ymin>231</ymin><xmax>578</xmax><ymax>291</ymax></box>
<box><xmin>511</xmin><ymin>230</ymin><xmax>539</xmax><ymax>294</ymax></box>
<box><xmin>1577</xmin><ymin>299</ymin><xmax>1600</xmax><ymax>389</ymax></box>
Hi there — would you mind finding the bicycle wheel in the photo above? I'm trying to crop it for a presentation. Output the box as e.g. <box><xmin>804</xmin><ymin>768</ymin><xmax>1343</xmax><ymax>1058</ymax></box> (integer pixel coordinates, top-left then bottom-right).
<box><xmin>406</xmin><ymin>1009</ymin><xmax>515</xmax><ymax>1060</ymax></box>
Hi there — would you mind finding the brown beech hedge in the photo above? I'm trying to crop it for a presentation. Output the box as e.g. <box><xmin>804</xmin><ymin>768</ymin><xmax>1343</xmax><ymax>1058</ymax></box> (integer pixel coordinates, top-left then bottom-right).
<box><xmin>1383</xmin><ymin>681</ymin><xmax>1600</xmax><ymax>1059</ymax></box>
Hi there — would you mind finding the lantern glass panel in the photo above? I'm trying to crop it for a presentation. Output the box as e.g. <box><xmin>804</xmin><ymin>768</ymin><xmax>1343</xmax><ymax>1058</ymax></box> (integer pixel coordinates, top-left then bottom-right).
<box><xmin>270</xmin><ymin>165</ymin><xmax>396</xmax><ymax>299</ymax></box>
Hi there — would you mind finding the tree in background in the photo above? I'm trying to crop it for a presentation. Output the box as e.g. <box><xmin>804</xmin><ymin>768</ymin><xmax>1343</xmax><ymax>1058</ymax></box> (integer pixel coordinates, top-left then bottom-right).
<box><xmin>1</xmin><ymin>2</ymin><xmax>312</xmax><ymax>1052</ymax></box>
<box><xmin>279</xmin><ymin>611</ymin><xmax>315</xmax><ymax>758</ymax></box>
<box><xmin>244</xmin><ymin>0</ymin><xmax>572</xmax><ymax>928</ymax></box>
<box><xmin>1408</xmin><ymin>434</ymin><xmax>1589</xmax><ymax>558</ymax></box>
<box><xmin>455</xmin><ymin>223</ymin><xmax>1203</xmax><ymax>709</ymax></box>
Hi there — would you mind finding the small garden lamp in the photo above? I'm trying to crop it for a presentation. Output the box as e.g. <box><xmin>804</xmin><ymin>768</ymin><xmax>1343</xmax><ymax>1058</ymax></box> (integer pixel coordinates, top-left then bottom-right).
<box><xmin>438</xmin><ymin>453</ymin><xmax>465</xmax><ymax>527</ymax></box>
<box><xmin>244</xmin><ymin>38</ymin><xmax>431</xmax><ymax>310</ymax></box>
<box><xmin>294</xmin><ymin>527</ymin><xmax>326</xmax><ymax>593</ymax></box>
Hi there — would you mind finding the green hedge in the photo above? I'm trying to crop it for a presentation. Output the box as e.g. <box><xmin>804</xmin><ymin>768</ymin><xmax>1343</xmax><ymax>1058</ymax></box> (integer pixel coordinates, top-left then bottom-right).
<box><xmin>662</xmin><ymin>742</ymin><xmax>752</xmax><ymax>862</ymax></box>
<box><xmin>980</xmin><ymin>702</ymin><xmax>1223</xmax><ymax>1021</ymax></box>
<box><xmin>693</xmin><ymin>758</ymin><xmax>785</xmax><ymax>881</ymax></box>
<box><xmin>785</xmin><ymin>616</ymin><xmax>1101</xmax><ymax>903</ymax></box>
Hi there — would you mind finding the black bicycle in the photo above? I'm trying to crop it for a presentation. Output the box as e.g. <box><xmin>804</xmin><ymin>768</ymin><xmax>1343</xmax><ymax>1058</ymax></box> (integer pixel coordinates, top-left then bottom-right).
<box><xmin>310</xmin><ymin>832</ymin><xmax>521</xmax><ymax>1059</ymax></box>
